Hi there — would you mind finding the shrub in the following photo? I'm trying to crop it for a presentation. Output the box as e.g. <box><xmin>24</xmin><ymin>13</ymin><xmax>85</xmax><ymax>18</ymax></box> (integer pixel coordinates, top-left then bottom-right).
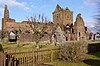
<box><xmin>59</xmin><ymin>41</ymin><xmax>88</xmax><ymax>62</ymax></box>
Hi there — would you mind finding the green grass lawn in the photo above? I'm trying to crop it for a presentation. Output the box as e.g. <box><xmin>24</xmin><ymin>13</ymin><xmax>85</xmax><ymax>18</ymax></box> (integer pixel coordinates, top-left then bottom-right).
<box><xmin>2</xmin><ymin>41</ymin><xmax>100</xmax><ymax>50</ymax></box>
<box><xmin>2</xmin><ymin>42</ymin><xmax>58</xmax><ymax>51</ymax></box>
<box><xmin>2</xmin><ymin>43</ymin><xmax>59</xmax><ymax>54</ymax></box>
<box><xmin>88</xmin><ymin>41</ymin><xmax>100</xmax><ymax>44</ymax></box>
<box><xmin>46</xmin><ymin>52</ymin><xmax>100</xmax><ymax>66</ymax></box>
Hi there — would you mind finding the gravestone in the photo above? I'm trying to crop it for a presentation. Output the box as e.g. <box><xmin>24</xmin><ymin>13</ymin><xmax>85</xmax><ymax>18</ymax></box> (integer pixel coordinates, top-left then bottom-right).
<box><xmin>54</xmin><ymin>26</ymin><xmax>66</xmax><ymax>46</ymax></box>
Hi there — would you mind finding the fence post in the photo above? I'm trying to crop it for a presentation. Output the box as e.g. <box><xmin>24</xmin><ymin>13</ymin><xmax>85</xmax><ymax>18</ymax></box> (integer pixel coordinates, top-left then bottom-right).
<box><xmin>14</xmin><ymin>57</ymin><xmax>17</xmax><ymax>66</ymax></box>
<box><xmin>51</xmin><ymin>50</ymin><xmax>53</xmax><ymax>62</ymax></box>
<box><xmin>8</xmin><ymin>56</ymin><xmax>13</xmax><ymax>66</ymax></box>
<box><xmin>4</xmin><ymin>52</ymin><xmax>7</xmax><ymax>66</ymax></box>
<box><xmin>32</xmin><ymin>50</ymin><xmax>35</xmax><ymax>66</ymax></box>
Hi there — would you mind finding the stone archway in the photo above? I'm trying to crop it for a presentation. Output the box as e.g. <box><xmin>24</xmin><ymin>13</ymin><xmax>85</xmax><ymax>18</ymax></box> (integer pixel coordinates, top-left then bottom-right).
<box><xmin>9</xmin><ymin>31</ymin><xmax>17</xmax><ymax>42</ymax></box>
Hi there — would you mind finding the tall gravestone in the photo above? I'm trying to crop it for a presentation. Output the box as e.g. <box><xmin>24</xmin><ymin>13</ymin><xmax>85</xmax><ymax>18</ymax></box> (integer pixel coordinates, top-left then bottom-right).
<box><xmin>54</xmin><ymin>26</ymin><xmax>66</xmax><ymax>46</ymax></box>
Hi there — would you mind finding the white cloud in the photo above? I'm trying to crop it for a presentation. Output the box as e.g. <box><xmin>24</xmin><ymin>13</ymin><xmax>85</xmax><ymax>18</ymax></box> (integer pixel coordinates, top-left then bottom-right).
<box><xmin>85</xmin><ymin>19</ymin><xmax>97</xmax><ymax>33</ymax></box>
<box><xmin>85</xmin><ymin>19</ymin><xmax>95</xmax><ymax>28</ymax></box>
<box><xmin>84</xmin><ymin>0</ymin><xmax>99</xmax><ymax>6</ymax></box>
<box><xmin>0</xmin><ymin>0</ymin><xmax>30</xmax><ymax>10</ymax></box>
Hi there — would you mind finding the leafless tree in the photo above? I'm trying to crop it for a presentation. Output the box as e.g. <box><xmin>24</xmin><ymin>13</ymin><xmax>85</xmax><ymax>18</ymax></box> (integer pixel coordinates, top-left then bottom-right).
<box><xmin>38</xmin><ymin>14</ymin><xmax>41</xmax><ymax>22</ymax></box>
<box><xmin>42</xmin><ymin>14</ymin><xmax>44</xmax><ymax>22</ymax></box>
<box><xmin>27</xmin><ymin>15</ymin><xmax>47</xmax><ymax>48</ymax></box>
<box><xmin>27</xmin><ymin>14</ymin><xmax>56</xmax><ymax>46</ymax></box>
<box><xmin>95</xmin><ymin>3</ymin><xmax>100</xmax><ymax>32</ymax></box>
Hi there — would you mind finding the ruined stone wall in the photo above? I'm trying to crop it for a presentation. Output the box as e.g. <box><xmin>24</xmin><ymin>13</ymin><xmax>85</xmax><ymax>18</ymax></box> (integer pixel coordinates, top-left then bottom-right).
<box><xmin>62</xmin><ymin>8</ymin><xmax>73</xmax><ymax>26</ymax></box>
<box><xmin>19</xmin><ymin>33</ymin><xmax>34</xmax><ymax>42</ymax></box>
<box><xmin>74</xmin><ymin>14</ymin><xmax>86</xmax><ymax>41</ymax></box>
<box><xmin>53</xmin><ymin>5</ymin><xmax>73</xmax><ymax>28</ymax></box>
<box><xmin>19</xmin><ymin>33</ymin><xmax>50</xmax><ymax>43</ymax></box>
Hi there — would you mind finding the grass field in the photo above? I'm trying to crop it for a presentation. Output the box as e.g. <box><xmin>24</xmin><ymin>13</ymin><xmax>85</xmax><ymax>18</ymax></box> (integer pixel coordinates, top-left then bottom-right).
<box><xmin>46</xmin><ymin>52</ymin><xmax>100</xmax><ymax>66</ymax></box>
<box><xmin>2</xmin><ymin>41</ymin><xmax>100</xmax><ymax>50</ymax></box>
<box><xmin>2</xmin><ymin>42</ymin><xmax>59</xmax><ymax>53</ymax></box>
<box><xmin>2</xmin><ymin>42</ymin><xmax>58</xmax><ymax>50</ymax></box>
<box><xmin>88</xmin><ymin>41</ymin><xmax>100</xmax><ymax>44</ymax></box>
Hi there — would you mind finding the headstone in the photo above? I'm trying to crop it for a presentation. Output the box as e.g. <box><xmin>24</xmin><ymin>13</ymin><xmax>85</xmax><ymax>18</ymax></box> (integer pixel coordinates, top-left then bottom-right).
<box><xmin>54</xmin><ymin>26</ymin><xmax>66</xmax><ymax>46</ymax></box>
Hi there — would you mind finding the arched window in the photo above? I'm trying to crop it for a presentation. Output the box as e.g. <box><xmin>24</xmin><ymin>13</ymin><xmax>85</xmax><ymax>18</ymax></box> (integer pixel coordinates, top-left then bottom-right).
<box><xmin>72</xmin><ymin>28</ymin><xmax>74</xmax><ymax>33</ymax></box>
<box><xmin>9</xmin><ymin>32</ymin><xmax>17</xmax><ymax>42</ymax></box>
<box><xmin>79</xmin><ymin>32</ymin><xmax>80</xmax><ymax>37</ymax></box>
<box><xmin>9</xmin><ymin>32</ymin><xmax>16</xmax><ymax>39</ymax></box>
<box><xmin>66</xmin><ymin>24</ymin><xmax>69</xmax><ymax>28</ymax></box>
<box><xmin>10</xmin><ymin>32</ymin><xmax>16</xmax><ymax>37</ymax></box>
<box><xmin>66</xmin><ymin>37</ymin><xmax>68</xmax><ymax>41</ymax></box>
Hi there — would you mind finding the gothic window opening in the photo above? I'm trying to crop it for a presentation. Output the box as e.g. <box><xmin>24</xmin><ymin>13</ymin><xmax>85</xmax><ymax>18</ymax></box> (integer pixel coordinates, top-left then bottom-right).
<box><xmin>71</xmin><ymin>24</ymin><xmax>73</xmax><ymax>27</ymax></box>
<box><xmin>72</xmin><ymin>28</ymin><xmax>74</xmax><ymax>33</ymax></box>
<box><xmin>10</xmin><ymin>32</ymin><xmax>16</xmax><ymax>37</ymax></box>
<box><xmin>79</xmin><ymin>32</ymin><xmax>80</xmax><ymax>37</ymax></box>
<box><xmin>66</xmin><ymin>24</ymin><xmax>69</xmax><ymax>28</ymax></box>
<box><xmin>66</xmin><ymin>37</ymin><xmax>68</xmax><ymax>41</ymax></box>
<box><xmin>9</xmin><ymin>32</ymin><xmax>17</xmax><ymax>42</ymax></box>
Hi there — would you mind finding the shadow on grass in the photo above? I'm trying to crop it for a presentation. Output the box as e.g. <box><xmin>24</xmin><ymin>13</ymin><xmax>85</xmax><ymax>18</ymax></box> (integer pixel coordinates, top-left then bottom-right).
<box><xmin>83</xmin><ymin>59</ymin><xmax>100</xmax><ymax>66</ymax></box>
<box><xmin>84</xmin><ymin>51</ymin><xmax>100</xmax><ymax>66</ymax></box>
<box><xmin>89</xmin><ymin>52</ymin><xmax>100</xmax><ymax>58</ymax></box>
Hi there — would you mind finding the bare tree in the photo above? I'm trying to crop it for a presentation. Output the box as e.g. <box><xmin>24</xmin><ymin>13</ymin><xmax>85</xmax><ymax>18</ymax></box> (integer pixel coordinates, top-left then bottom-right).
<box><xmin>27</xmin><ymin>15</ymin><xmax>46</xmax><ymax>48</ymax></box>
<box><xmin>27</xmin><ymin>14</ymin><xmax>56</xmax><ymax>46</ymax></box>
<box><xmin>95</xmin><ymin>3</ymin><xmax>100</xmax><ymax>32</ymax></box>
<box><xmin>42</xmin><ymin>14</ymin><xmax>44</xmax><ymax>22</ymax></box>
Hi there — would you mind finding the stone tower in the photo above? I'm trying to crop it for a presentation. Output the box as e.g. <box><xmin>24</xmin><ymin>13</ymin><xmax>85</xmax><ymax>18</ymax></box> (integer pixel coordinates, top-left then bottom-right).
<box><xmin>52</xmin><ymin>5</ymin><xmax>63</xmax><ymax>27</ymax></box>
<box><xmin>53</xmin><ymin>4</ymin><xmax>73</xmax><ymax>29</ymax></box>
<box><xmin>2</xmin><ymin>5</ymin><xmax>10</xmax><ymax>31</ymax></box>
<box><xmin>74</xmin><ymin>13</ymin><xmax>86</xmax><ymax>40</ymax></box>
<box><xmin>4</xmin><ymin>5</ymin><xmax>9</xmax><ymax>18</ymax></box>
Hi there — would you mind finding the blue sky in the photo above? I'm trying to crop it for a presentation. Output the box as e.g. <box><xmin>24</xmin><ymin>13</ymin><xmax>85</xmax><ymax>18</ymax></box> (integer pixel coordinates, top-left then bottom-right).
<box><xmin>0</xmin><ymin>0</ymin><xmax>99</xmax><ymax>32</ymax></box>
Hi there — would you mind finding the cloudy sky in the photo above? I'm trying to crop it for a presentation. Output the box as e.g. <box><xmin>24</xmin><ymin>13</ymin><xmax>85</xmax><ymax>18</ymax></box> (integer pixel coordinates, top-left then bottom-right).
<box><xmin>0</xmin><ymin>0</ymin><xmax>99</xmax><ymax>32</ymax></box>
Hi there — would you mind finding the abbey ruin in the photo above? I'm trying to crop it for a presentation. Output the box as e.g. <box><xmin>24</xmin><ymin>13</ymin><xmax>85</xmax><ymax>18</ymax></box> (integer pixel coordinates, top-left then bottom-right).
<box><xmin>1</xmin><ymin>5</ymin><xmax>90</xmax><ymax>44</ymax></box>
